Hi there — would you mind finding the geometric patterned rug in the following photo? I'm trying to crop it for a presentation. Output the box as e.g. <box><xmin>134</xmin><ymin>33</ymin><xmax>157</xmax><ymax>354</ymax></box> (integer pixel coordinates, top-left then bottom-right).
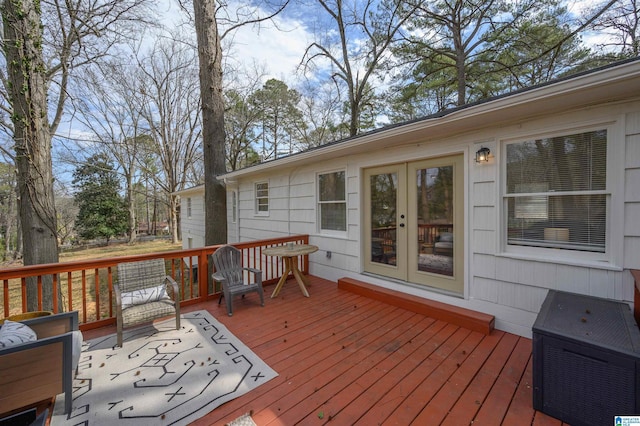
<box><xmin>50</xmin><ymin>310</ymin><xmax>277</xmax><ymax>425</ymax></box>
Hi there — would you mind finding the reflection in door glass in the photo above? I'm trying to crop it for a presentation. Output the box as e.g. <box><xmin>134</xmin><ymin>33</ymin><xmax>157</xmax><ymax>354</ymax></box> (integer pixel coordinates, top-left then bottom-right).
<box><xmin>416</xmin><ymin>166</ymin><xmax>454</xmax><ymax>276</ymax></box>
<box><xmin>370</xmin><ymin>173</ymin><xmax>397</xmax><ymax>266</ymax></box>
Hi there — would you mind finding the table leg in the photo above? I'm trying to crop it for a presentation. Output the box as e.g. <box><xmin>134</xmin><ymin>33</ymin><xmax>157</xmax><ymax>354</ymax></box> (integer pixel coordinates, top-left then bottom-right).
<box><xmin>270</xmin><ymin>257</ymin><xmax>292</xmax><ymax>298</ymax></box>
<box><xmin>290</xmin><ymin>260</ymin><xmax>310</xmax><ymax>297</ymax></box>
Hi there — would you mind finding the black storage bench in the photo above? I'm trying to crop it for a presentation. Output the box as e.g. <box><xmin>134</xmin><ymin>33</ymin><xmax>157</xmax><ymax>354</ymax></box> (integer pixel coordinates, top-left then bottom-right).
<box><xmin>533</xmin><ymin>290</ymin><xmax>640</xmax><ymax>426</ymax></box>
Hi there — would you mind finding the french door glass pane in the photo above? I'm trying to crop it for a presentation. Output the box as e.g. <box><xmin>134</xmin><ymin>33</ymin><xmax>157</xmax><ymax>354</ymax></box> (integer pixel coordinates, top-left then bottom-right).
<box><xmin>416</xmin><ymin>166</ymin><xmax>454</xmax><ymax>277</ymax></box>
<box><xmin>370</xmin><ymin>173</ymin><xmax>397</xmax><ymax>266</ymax></box>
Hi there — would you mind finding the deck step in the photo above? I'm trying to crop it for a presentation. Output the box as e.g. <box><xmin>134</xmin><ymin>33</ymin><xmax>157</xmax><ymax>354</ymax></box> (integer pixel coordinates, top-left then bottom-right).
<box><xmin>338</xmin><ymin>277</ymin><xmax>495</xmax><ymax>335</ymax></box>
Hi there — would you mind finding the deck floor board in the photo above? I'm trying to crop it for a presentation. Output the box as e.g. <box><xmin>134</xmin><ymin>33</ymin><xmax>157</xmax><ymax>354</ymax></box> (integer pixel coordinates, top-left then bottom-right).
<box><xmin>80</xmin><ymin>275</ymin><xmax>567</xmax><ymax>426</ymax></box>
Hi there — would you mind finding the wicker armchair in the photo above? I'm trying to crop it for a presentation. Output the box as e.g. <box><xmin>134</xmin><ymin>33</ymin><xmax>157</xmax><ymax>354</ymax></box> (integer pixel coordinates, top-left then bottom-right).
<box><xmin>114</xmin><ymin>259</ymin><xmax>180</xmax><ymax>347</ymax></box>
<box><xmin>211</xmin><ymin>245</ymin><xmax>264</xmax><ymax>316</ymax></box>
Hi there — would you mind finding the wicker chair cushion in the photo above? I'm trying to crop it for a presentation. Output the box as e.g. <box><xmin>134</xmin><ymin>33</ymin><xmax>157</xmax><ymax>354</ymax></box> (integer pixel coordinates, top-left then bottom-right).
<box><xmin>121</xmin><ymin>284</ymin><xmax>170</xmax><ymax>309</ymax></box>
<box><xmin>0</xmin><ymin>320</ymin><xmax>37</xmax><ymax>348</ymax></box>
<box><xmin>121</xmin><ymin>300</ymin><xmax>176</xmax><ymax>327</ymax></box>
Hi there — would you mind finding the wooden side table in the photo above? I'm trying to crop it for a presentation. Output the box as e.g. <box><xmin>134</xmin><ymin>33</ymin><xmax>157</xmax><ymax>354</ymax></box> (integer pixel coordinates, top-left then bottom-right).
<box><xmin>263</xmin><ymin>244</ymin><xmax>318</xmax><ymax>298</ymax></box>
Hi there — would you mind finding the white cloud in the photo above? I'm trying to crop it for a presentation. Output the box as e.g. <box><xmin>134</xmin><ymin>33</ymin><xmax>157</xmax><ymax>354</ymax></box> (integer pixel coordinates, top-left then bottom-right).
<box><xmin>224</xmin><ymin>14</ymin><xmax>311</xmax><ymax>84</ymax></box>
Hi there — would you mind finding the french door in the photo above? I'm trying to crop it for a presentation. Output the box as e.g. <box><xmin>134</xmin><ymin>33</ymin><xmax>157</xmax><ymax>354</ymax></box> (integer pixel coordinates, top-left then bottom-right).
<box><xmin>364</xmin><ymin>155</ymin><xmax>464</xmax><ymax>294</ymax></box>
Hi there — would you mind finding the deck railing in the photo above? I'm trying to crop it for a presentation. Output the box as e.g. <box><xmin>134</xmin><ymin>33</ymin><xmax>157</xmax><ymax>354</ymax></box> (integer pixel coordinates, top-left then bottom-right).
<box><xmin>0</xmin><ymin>235</ymin><xmax>309</xmax><ymax>330</ymax></box>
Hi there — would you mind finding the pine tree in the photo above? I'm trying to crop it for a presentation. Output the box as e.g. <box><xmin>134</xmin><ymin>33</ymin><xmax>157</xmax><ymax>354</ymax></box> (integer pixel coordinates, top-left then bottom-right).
<box><xmin>73</xmin><ymin>154</ymin><xmax>128</xmax><ymax>244</ymax></box>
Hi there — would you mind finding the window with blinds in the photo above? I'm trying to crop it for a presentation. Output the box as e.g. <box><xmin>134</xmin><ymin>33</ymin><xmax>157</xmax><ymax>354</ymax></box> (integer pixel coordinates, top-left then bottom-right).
<box><xmin>318</xmin><ymin>171</ymin><xmax>346</xmax><ymax>232</ymax></box>
<box><xmin>505</xmin><ymin>129</ymin><xmax>607</xmax><ymax>252</ymax></box>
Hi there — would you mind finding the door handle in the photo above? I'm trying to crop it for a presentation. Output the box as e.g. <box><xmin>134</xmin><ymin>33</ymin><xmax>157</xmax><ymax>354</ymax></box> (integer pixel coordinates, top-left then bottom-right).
<box><xmin>399</xmin><ymin>223</ymin><xmax>405</xmax><ymax>228</ymax></box>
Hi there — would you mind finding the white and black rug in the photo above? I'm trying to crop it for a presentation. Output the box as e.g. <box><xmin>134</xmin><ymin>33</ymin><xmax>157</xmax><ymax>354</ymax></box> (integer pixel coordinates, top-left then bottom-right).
<box><xmin>50</xmin><ymin>310</ymin><xmax>277</xmax><ymax>425</ymax></box>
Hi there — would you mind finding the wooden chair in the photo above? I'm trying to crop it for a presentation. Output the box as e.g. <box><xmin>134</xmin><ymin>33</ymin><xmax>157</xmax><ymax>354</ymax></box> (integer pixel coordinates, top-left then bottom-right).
<box><xmin>114</xmin><ymin>259</ymin><xmax>180</xmax><ymax>347</ymax></box>
<box><xmin>211</xmin><ymin>245</ymin><xmax>264</xmax><ymax>316</ymax></box>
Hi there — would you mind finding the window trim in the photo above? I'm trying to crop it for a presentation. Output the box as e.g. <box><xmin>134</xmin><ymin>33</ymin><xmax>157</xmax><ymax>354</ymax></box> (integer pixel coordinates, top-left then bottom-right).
<box><xmin>500</xmin><ymin>121</ymin><xmax>623</xmax><ymax>266</ymax></box>
<box><xmin>317</xmin><ymin>169</ymin><xmax>347</xmax><ymax>235</ymax></box>
<box><xmin>254</xmin><ymin>181</ymin><xmax>269</xmax><ymax>216</ymax></box>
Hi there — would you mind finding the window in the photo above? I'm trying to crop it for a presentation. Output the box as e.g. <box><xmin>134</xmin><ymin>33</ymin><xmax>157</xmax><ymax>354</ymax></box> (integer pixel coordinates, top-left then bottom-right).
<box><xmin>187</xmin><ymin>197</ymin><xmax>192</xmax><ymax>218</ymax></box>
<box><xmin>318</xmin><ymin>171</ymin><xmax>346</xmax><ymax>232</ymax></box>
<box><xmin>255</xmin><ymin>182</ymin><xmax>269</xmax><ymax>214</ymax></box>
<box><xmin>505</xmin><ymin>129</ymin><xmax>607</xmax><ymax>253</ymax></box>
<box><xmin>232</xmin><ymin>191</ymin><xmax>237</xmax><ymax>223</ymax></box>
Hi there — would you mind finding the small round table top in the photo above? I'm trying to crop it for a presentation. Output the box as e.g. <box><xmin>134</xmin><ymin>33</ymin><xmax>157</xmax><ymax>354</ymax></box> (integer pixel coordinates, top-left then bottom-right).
<box><xmin>263</xmin><ymin>244</ymin><xmax>319</xmax><ymax>257</ymax></box>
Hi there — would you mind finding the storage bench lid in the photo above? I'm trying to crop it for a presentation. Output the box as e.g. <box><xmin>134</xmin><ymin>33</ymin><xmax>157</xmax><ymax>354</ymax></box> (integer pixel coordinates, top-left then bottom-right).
<box><xmin>533</xmin><ymin>290</ymin><xmax>640</xmax><ymax>356</ymax></box>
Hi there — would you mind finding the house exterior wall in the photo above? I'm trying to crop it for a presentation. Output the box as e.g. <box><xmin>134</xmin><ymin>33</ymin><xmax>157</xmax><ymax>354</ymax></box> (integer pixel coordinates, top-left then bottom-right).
<box><xmin>229</xmin><ymin>99</ymin><xmax>640</xmax><ymax>338</ymax></box>
<box><xmin>179</xmin><ymin>190</ymin><xmax>206</xmax><ymax>250</ymax></box>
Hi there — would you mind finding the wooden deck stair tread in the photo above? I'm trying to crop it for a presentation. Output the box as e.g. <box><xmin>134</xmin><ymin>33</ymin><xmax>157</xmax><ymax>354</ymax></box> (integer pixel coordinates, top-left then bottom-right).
<box><xmin>338</xmin><ymin>277</ymin><xmax>495</xmax><ymax>335</ymax></box>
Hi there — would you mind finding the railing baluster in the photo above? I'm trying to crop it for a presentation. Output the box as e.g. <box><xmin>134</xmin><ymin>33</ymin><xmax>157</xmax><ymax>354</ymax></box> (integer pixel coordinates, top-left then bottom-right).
<box><xmin>3</xmin><ymin>280</ymin><xmax>9</xmax><ymax>317</ymax></box>
<box><xmin>81</xmin><ymin>270</ymin><xmax>87</xmax><ymax>324</ymax></box>
<box><xmin>20</xmin><ymin>278</ymin><xmax>26</xmax><ymax>312</ymax></box>
<box><xmin>67</xmin><ymin>272</ymin><xmax>73</xmax><ymax>312</ymax></box>
<box><xmin>52</xmin><ymin>274</ymin><xmax>59</xmax><ymax>313</ymax></box>
<box><xmin>37</xmin><ymin>276</ymin><xmax>43</xmax><ymax>311</ymax></box>
<box><xmin>94</xmin><ymin>268</ymin><xmax>100</xmax><ymax>321</ymax></box>
<box><xmin>107</xmin><ymin>267</ymin><xmax>113</xmax><ymax>318</ymax></box>
<box><xmin>0</xmin><ymin>235</ymin><xmax>309</xmax><ymax>328</ymax></box>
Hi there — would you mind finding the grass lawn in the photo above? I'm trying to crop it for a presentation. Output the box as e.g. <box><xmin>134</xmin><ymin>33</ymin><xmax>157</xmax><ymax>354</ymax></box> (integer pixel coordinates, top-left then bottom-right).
<box><xmin>59</xmin><ymin>239</ymin><xmax>183</xmax><ymax>262</ymax></box>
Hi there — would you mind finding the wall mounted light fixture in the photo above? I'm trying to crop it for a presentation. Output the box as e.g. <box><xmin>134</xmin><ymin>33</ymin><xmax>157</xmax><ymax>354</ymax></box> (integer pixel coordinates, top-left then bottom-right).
<box><xmin>475</xmin><ymin>147</ymin><xmax>491</xmax><ymax>163</ymax></box>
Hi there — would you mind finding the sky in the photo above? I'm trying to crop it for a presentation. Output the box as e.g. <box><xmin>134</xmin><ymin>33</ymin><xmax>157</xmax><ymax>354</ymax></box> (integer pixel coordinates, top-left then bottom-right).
<box><xmin>54</xmin><ymin>0</ymin><xmax>618</xmax><ymax>189</ymax></box>
<box><xmin>158</xmin><ymin>0</ymin><xmax>313</xmax><ymax>85</ymax></box>
<box><xmin>155</xmin><ymin>0</ymin><xmax>613</xmax><ymax>86</ymax></box>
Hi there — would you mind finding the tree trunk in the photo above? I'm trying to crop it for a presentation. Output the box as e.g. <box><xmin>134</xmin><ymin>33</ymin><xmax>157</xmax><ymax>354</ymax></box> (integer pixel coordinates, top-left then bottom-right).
<box><xmin>193</xmin><ymin>0</ymin><xmax>228</xmax><ymax>246</ymax></box>
<box><xmin>126</xmin><ymin>174</ymin><xmax>137</xmax><ymax>244</ymax></box>
<box><xmin>170</xmin><ymin>194</ymin><xmax>179</xmax><ymax>244</ymax></box>
<box><xmin>3</xmin><ymin>0</ymin><xmax>60</xmax><ymax>311</ymax></box>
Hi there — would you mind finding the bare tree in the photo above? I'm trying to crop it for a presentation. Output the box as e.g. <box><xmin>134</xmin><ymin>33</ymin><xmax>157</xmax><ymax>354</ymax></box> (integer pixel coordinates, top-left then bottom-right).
<box><xmin>73</xmin><ymin>61</ymin><xmax>150</xmax><ymax>244</ymax></box>
<box><xmin>296</xmin><ymin>79</ymin><xmax>347</xmax><ymax>148</ymax></box>
<box><xmin>302</xmin><ymin>0</ymin><xmax>419</xmax><ymax>136</ymax></box>
<box><xmin>55</xmin><ymin>194</ymin><xmax>78</xmax><ymax>247</ymax></box>
<box><xmin>190</xmin><ymin>0</ymin><xmax>289</xmax><ymax>245</ymax></box>
<box><xmin>589</xmin><ymin>0</ymin><xmax>640</xmax><ymax>57</ymax></box>
<box><xmin>2</xmin><ymin>0</ymin><xmax>59</xmax><ymax>310</ymax></box>
<box><xmin>192</xmin><ymin>0</ymin><xmax>227</xmax><ymax>245</ymax></box>
<box><xmin>223</xmin><ymin>64</ymin><xmax>268</xmax><ymax>171</ymax></box>
<box><xmin>138</xmin><ymin>37</ymin><xmax>203</xmax><ymax>244</ymax></box>
<box><xmin>0</xmin><ymin>162</ymin><xmax>18</xmax><ymax>259</ymax></box>
<box><xmin>1</xmin><ymin>0</ymin><xmax>152</xmax><ymax>310</ymax></box>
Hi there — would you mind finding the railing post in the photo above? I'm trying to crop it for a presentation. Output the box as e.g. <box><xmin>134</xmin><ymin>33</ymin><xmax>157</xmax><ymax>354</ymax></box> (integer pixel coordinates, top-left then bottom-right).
<box><xmin>303</xmin><ymin>235</ymin><xmax>310</xmax><ymax>274</ymax></box>
<box><xmin>198</xmin><ymin>248</ymin><xmax>210</xmax><ymax>301</ymax></box>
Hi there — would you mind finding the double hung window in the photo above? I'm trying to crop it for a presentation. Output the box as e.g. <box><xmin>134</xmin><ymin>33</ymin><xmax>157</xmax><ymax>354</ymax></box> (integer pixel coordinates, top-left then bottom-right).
<box><xmin>318</xmin><ymin>171</ymin><xmax>346</xmax><ymax>232</ymax></box>
<box><xmin>255</xmin><ymin>182</ymin><xmax>269</xmax><ymax>214</ymax></box>
<box><xmin>505</xmin><ymin>129</ymin><xmax>608</xmax><ymax>253</ymax></box>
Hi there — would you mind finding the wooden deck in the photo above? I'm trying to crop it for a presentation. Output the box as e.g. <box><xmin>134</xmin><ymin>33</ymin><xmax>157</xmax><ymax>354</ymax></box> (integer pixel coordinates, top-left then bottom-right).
<box><xmin>80</xmin><ymin>275</ymin><xmax>566</xmax><ymax>426</ymax></box>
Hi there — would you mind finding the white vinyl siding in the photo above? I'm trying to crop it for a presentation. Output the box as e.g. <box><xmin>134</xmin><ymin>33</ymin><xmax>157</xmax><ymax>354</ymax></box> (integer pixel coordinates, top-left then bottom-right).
<box><xmin>179</xmin><ymin>190</ymin><xmax>205</xmax><ymax>252</ymax></box>
<box><xmin>223</xmin><ymin>87</ymin><xmax>639</xmax><ymax>338</ymax></box>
